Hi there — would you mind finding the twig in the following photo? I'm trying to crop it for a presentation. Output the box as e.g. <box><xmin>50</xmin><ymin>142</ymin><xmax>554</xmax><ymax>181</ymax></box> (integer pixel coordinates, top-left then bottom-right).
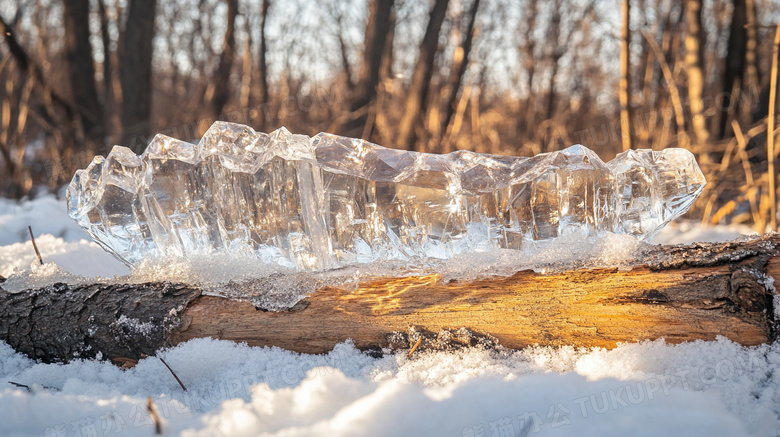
<box><xmin>159</xmin><ymin>357</ymin><xmax>187</xmax><ymax>391</ymax></box>
<box><xmin>8</xmin><ymin>381</ymin><xmax>30</xmax><ymax>392</ymax></box>
<box><xmin>7</xmin><ymin>380</ymin><xmax>59</xmax><ymax>391</ymax></box>
<box><xmin>407</xmin><ymin>337</ymin><xmax>423</xmax><ymax>358</ymax></box>
<box><xmin>732</xmin><ymin>120</ymin><xmax>763</xmax><ymax>230</ymax></box>
<box><xmin>146</xmin><ymin>397</ymin><xmax>163</xmax><ymax>435</ymax></box>
<box><xmin>28</xmin><ymin>226</ymin><xmax>43</xmax><ymax>265</ymax></box>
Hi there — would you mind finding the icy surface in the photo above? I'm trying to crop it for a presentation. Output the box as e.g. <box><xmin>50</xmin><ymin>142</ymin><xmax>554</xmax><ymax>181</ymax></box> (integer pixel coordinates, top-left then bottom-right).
<box><xmin>0</xmin><ymin>337</ymin><xmax>778</xmax><ymax>436</ymax></box>
<box><xmin>66</xmin><ymin>122</ymin><xmax>706</xmax><ymax>270</ymax></box>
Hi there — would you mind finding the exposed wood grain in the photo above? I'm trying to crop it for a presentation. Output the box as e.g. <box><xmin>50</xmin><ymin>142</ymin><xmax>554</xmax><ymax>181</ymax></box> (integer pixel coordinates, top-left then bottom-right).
<box><xmin>1</xmin><ymin>235</ymin><xmax>778</xmax><ymax>363</ymax></box>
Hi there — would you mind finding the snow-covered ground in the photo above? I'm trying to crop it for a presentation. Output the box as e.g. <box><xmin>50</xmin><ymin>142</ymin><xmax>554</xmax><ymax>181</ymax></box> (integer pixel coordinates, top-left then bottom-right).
<box><xmin>1</xmin><ymin>195</ymin><xmax>778</xmax><ymax>436</ymax></box>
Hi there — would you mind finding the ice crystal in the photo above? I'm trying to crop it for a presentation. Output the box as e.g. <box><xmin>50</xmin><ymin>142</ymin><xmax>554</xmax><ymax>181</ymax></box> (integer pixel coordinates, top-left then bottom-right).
<box><xmin>67</xmin><ymin>122</ymin><xmax>706</xmax><ymax>269</ymax></box>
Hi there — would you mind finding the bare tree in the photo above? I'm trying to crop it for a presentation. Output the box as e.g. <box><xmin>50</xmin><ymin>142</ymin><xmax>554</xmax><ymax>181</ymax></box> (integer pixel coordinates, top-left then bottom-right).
<box><xmin>0</xmin><ymin>12</ymin><xmax>77</xmax><ymax>146</ymax></box>
<box><xmin>328</xmin><ymin>2</ymin><xmax>355</xmax><ymax>93</ymax></box>
<box><xmin>440</xmin><ymin>0</ymin><xmax>480</xmax><ymax>141</ymax></box>
<box><xmin>516</xmin><ymin>0</ymin><xmax>539</xmax><ymax>142</ymax></box>
<box><xmin>258</xmin><ymin>0</ymin><xmax>271</xmax><ymax>112</ymax></box>
<box><xmin>380</xmin><ymin>4</ymin><xmax>396</xmax><ymax>83</ymax></box>
<box><xmin>396</xmin><ymin>0</ymin><xmax>449</xmax><ymax>151</ymax></box>
<box><xmin>743</xmin><ymin>0</ymin><xmax>759</xmax><ymax>114</ymax></box>
<box><xmin>239</xmin><ymin>13</ymin><xmax>253</xmax><ymax>111</ymax></box>
<box><xmin>619</xmin><ymin>0</ymin><xmax>632</xmax><ymax>150</ymax></box>
<box><xmin>97</xmin><ymin>0</ymin><xmax>114</xmax><ymax>137</ymax></box>
<box><xmin>543</xmin><ymin>1</ymin><xmax>563</xmax><ymax>125</ymax></box>
<box><xmin>120</xmin><ymin>0</ymin><xmax>157</xmax><ymax>152</ymax></box>
<box><xmin>719</xmin><ymin>0</ymin><xmax>747</xmax><ymax>138</ymax></box>
<box><xmin>208</xmin><ymin>0</ymin><xmax>239</xmax><ymax>119</ymax></box>
<box><xmin>684</xmin><ymin>0</ymin><xmax>709</xmax><ymax>145</ymax></box>
<box><xmin>341</xmin><ymin>0</ymin><xmax>395</xmax><ymax>138</ymax></box>
<box><xmin>63</xmin><ymin>0</ymin><xmax>104</xmax><ymax>151</ymax></box>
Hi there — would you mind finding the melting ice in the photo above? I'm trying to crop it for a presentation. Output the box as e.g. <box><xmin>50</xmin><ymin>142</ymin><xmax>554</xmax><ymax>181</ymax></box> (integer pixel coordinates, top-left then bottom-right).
<box><xmin>67</xmin><ymin>122</ymin><xmax>706</xmax><ymax>270</ymax></box>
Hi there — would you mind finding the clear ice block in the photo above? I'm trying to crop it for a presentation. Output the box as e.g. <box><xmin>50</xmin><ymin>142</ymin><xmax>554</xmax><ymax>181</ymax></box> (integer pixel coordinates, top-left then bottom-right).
<box><xmin>66</xmin><ymin>122</ymin><xmax>706</xmax><ymax>269</ymax></box>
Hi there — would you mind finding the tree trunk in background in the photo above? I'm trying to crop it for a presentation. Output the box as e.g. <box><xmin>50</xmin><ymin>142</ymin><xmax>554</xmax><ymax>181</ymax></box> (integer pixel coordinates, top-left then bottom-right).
<box><xmin>518</xmin><ymin>0</ymin><xmax>538</xmax><ymax>143</ymax></box>
<box><xmin>541</xmin><ymin>1</ymin><xmax>565</xmax><ymax>151</ymax></box>
<box><xmin>120</xmin><ymin>0</ymin><xmax>157</xmax><ymax>153</ymax></box>
<box><xmin>396</xmin><ymin>0</ymin><xmax>449</xmax><ymax>151</ymax></box>
<box><xmin>342</xmin><ymin>0</ymin><xmax>395</xmax><ymax>138</ymax></box>
<box><xmin>239</xmin><ymin>15</ymin><xmax>253</xmax><ymax>111</ymax></box>
<box><xmin>744</xmin><ymin>0</ymin><xmax>759</xmax><ymax>121</ymax></box>
<box><xmin>719</xmin><ymin>0</ymin><xmax>747</xmax><ymax>138</ymax></box>
<box><xmin>684</xmin><ymin>0</ymin><xmax>709</xmax><ymax>145</ymax></box>
<box><xmin>619</xmin><ymin>0</ymin><xmax>632</xmax><ymax>151</ymax></box>
<box><xmin>380</xmin><ymin>7</ymin><xmax>396</xmax><ymax>83</ymax></box>
<box><xmin>258</xmin><ymin>0</ymin><xmax>271</xmax><ymax>129</ymax></box>
<box><xmin>441</xmin><ymin>0</ymin><xmax>480</xmax><ymax>143</ymax></box>
<box><xmin>543</xmin><ymin>3</ymin><xmax>563</xmax><ymax>125</ymax></box>
<box><xmin>97</xmin><ymin>0</ymin><xmax>114</xmax><ymax>142</ymax></box>
<box><xmin>209</xmin><ymin>0</ymin><xmax>238</xmax><ymax>120</ymax></box>
<box><xmin>333</xmin><ymin>6</ymin><xmax>355</xmax><ymax>93</ymax></box>
<box><xmin>63</xmin><ymin>0</ymin><xmax>104</xmax><ymax>152</ymax></box>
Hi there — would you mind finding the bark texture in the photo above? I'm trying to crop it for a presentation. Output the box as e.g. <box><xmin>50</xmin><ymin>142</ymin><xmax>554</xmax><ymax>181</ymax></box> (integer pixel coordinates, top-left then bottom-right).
<box><xmin>0</xmin><ymin>283</ymin><xmax>200</xmax><ymax>363</ymax></box>
<box><xmin>1</xmin><ymin>236</ymin><xmax>777</xmax><ymax>363</ymax></box>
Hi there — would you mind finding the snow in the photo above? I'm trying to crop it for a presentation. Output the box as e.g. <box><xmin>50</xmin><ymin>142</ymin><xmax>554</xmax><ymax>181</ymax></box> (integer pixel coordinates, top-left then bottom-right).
<box><xmin>0</xmin><ymin>196</ymin><xmax>129</xmax><ymax>280</ymax></box>
<box><xmin>654</xmin><ymin>220</ymin><xmax>759</xmax><ymax>245</ymax></box>
<box><xmin>0</xmin><ymin>195</ymin><xmax>88</xmax><ymax>246</ymax></box>
<box><xmin>0</xmin><ymin>338</ymin><xmax>778</xmax><ymax>436</ymax></box>
<box><xmin>0</xmin><ymin>196</ymin><xmax>778</xmax><ymax>436</ymax></box>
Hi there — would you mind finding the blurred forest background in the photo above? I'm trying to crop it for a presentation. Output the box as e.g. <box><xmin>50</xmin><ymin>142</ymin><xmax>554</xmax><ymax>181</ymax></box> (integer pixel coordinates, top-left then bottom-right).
<box><xmin>0</xmin><ymin>0</ymin><xmax>780</xmax><ymax>231</ymax></box>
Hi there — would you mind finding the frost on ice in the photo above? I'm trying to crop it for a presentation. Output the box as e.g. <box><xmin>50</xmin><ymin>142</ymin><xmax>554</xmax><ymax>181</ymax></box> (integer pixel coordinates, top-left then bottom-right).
<box><xmin>66</xmin><ymin>121</ymin><xmax>706</xmax><ymax>270</ymax></box>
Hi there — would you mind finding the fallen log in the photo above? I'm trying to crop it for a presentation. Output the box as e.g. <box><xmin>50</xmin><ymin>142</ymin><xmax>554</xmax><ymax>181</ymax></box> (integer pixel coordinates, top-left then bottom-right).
<box><xmin>1</xmin><ymin>235</ymin><xmax>777</xmax><ymax>363</ymax></box>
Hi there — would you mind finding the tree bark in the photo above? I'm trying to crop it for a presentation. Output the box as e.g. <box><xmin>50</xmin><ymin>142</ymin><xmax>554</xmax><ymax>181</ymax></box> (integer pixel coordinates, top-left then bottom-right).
<box><xmin>684</xmin><ymin>0</ymin><xmax>710</xmax><ymax>145</ymax></box>
<box><xmin>341</xmin><ymin>0</ymin><xmax>395</xmax><ymax>139</ymax></box>
<box><xmin>119</xmin><ymin>0</ymin><xmax>157</xmax><ymax>153</ymax></box>
<box><xmin>1</xmin><ymin>236</ymin><xmax>777</xmax><ymax>363</ymax></box>
<box><xmin>396</xmin><ymin>0</ymin><xmax>449</xmax><ymax>151</ymax></box>
<box><xmin>209</xmin><ymin>0</ymin><xmax>239</xmax><ymax>120</ymax></box>
<box><xmin>63</xmin><ymin>0</ymin><xmax>105</xmax><ymax>151</ymax></box>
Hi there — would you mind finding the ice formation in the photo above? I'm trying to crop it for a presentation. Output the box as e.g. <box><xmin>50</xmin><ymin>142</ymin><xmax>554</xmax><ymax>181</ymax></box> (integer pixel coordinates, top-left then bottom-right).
<box><xmin>66</xmin><ymin>122</ymin><xmax>705</xmax><ymax>269</ymax></box>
